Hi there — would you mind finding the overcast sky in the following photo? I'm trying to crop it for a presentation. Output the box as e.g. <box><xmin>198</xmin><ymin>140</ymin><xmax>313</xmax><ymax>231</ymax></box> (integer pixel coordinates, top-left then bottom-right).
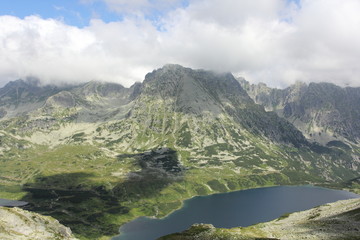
<box><xmin>0</xmin><ymin>0</ymin><xmax>359</xmax><ymax>88</ymax></box>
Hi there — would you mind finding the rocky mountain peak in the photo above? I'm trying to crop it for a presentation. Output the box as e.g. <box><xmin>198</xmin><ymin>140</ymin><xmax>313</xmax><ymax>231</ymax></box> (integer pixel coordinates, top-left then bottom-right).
<box><xmin>0</xmin><ymin>79</ymin><xmax>67</xmax><ymax>118</ymax></box>
<box><xmin>75</xmin><ymin>81</ymin><xmax>125</xmax><ymax>97</ymax></box>
<box><xmin>142</xmin><ymin>64</ymin><xmax>252</xmax><ymax>107</ymax></box>
<box><xmin>241</xmin><ymin>80</ymin><xmax>360</xmax><ymax>144</ymax></box>
<box><xmin>292</xmin><ymin>80</ymin><xmax>307</xmax><ymax>89</ymax></box>
<box><xmin>2</xmin><ymin>78</ymin><xmax>40</xmax><ymax>88</ymax></box>
<box><xmin>142</xmin><ymin>64</ymin><xmax>253</xmax><ymax>115</ymax></box>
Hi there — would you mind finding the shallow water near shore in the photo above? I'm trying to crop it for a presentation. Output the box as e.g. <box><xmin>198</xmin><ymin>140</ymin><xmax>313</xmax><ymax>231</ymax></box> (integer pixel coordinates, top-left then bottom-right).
<box><xmin>0</xmin><ymin>198</ymin><xmax>28</xmax><ymax>207</ymax></box>
<box><xmin>113</xmin><ymin>185</ymin><xmax>359</xmax><ymax>240</ymax></box>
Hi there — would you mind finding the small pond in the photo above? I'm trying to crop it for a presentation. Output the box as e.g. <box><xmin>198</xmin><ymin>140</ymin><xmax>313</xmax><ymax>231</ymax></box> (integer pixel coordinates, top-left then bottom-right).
<box><xmin>0</xmin><ymin>198</ymin><xmax>28</xmax><ymax>207</ymax></box>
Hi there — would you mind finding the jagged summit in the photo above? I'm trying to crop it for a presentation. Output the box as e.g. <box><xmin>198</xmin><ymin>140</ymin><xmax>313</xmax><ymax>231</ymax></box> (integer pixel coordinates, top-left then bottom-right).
<box><xmin>240</xmin><ymin>79</ymin><xmax>360</xmax><ymax>144</ymax></box>
<box><xmin>0</xmin><ymin>64</ymin><xmax>357</xmax><ymax>150</ymax></box>
<box><xmin>142</xmin><ymin>64</ymin><xmax>253</xmax><ymax>112</ymax></box>
<box><xmin>0</xmin><ymin>79</ymin><xmax>66</xmax><ymax>118</ymax></box>
<box><xmin>0</xmin><ymin>65</ymin><xmax>307</xmax><ymax>146</ymax></box>
<box><xmin>0</xmin><ymin>79</ymin><xmax>56</xmax><ymax>100</ymax></box>
<box><xmin>76</xmin><ymin>81</ymin><xmax>125</xmax><ymax>96</ymax></box>
<box><xmin>132</xmin><ymin>64</ymin><xmax>306</xmax><ymax>146</ymax></box>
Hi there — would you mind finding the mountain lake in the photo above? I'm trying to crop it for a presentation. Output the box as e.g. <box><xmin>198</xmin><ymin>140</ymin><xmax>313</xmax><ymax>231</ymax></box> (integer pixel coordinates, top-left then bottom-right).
<box><xmin>113</xmin><ymin>185</ymin><xmax>359</xmax><ymax>240</ymax></box>
<box><xmin>0</xmin><ymin>198</ymin><xmax>28</xmax><ymax>207</ymax></box>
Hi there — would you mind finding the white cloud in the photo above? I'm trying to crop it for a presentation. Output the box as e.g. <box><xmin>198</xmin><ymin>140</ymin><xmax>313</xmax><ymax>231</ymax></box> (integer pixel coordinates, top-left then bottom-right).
<box><xmin>82</xmin><ymin>0</ymin><xmax>186</xmax><ymax>18</ymax></box>
<box><xmin>1</xmin><ymin>0</ymin><xmax>360</xmax><ymax>88</ymax></box>
<box><xmin>0</xmin><ymin>15</ymin><xmax>157</xmax><ymax>87</ymax></box>
<box><xmin>104</xmin><ymin>0</ymin><xmax>183</xmax><ymax>12</ymax></box>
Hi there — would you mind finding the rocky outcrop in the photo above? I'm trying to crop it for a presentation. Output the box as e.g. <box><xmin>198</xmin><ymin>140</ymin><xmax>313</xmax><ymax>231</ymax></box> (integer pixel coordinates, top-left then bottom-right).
<box><xmin>239</xmin><ymin>79</ymin><xmax>360</xmax><ymax>145</ymax></box>
<box><xmin>140</xmin><ymin>64</ymin><xmax>307</xmax><ymax>146</ymax></box>
<box><xmin>45</xmin><ymin>91</ymin><xmax>76</xmax><ymax>108</ymax></box>
<box><xmin>0</xmin><ymin>79</ymin><xmax>66</xmax><ymax>118</ymax></box>
<box><xmin>0</xmin><ymin>207</ymin><xmax>78</xmax><ymax>240</ymax></box>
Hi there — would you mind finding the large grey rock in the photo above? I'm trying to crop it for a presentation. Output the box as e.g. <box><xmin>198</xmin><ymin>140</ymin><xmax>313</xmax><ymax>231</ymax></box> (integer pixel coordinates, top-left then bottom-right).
<box><xmin>0</xmin><ymin>207</ymin><xmax>78</xmax><ymax>240</ymax></box>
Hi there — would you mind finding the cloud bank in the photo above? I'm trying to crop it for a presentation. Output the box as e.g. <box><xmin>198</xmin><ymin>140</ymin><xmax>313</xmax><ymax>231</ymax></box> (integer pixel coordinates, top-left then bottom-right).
<box><xmin>1</xmin><ymin>0</ymin><xmax>360</xmax><ymax>88</ymax></box>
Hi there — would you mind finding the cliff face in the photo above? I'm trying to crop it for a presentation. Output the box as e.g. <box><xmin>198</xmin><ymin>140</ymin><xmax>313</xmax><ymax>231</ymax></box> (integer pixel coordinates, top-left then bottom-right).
<box><xmin>239</xmin><ymin>79</ymin><xmax>360</xmax><ymax>145</ymax></box>
<box><xmin>159</xmin><ymin>198</ymin><xmax>360</xmax><ymax>240</ymax></box>
<box><xmin>0</xmin><ymin>207</ymin><xmax>78</xmax><ymax>240</ymax></box>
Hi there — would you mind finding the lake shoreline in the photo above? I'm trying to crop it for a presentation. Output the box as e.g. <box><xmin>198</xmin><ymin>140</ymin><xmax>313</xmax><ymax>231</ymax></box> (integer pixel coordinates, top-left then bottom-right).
<box><xmin>0</xmin><ymin>198</ymin><xmax>28</xmax><ymax>207</ymax></box>
<box><xmin>4</xmin><ymin>182</ymin><xmax>356</xmax><ymax>240</ymax></box>
<box><xmin>120</xmin><ymin>182</ymin><xmax>357</xmax><ymax>225</ymax></box>
<box><xmin>113</xmin><ymin>184</ymin><xmax>359</xmax><ymax>240</ymax></box>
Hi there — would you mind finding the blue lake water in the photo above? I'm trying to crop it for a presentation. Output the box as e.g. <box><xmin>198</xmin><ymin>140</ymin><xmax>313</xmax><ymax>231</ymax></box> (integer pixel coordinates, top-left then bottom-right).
<box><xmin>113</xmin><ymin>185</ymin><xmax>359</xmax><ymax>240</ymax></box>
<box><xmin>0</xmin><ymin>198</ymin><xmax>28</xmax><ymax>207</ymax></box>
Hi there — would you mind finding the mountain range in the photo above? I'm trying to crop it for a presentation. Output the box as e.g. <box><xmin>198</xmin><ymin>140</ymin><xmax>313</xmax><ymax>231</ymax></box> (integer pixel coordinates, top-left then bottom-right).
<box><xmin>239</xmin><ymin>78</ymin><xmax>360</xmax><ymax>145</ymax></box>
<box><xmin>0</xmin><ymin>64</ymin><xmax>359</xmax><ymax>239</ymax></box>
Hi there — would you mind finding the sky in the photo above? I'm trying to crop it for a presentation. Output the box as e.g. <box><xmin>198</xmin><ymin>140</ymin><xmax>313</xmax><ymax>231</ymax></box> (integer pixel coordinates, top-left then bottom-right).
<box><xmin>0</xmin><ymin>0</ymin><xmax>359</xmax><ymax>88</ymax></box>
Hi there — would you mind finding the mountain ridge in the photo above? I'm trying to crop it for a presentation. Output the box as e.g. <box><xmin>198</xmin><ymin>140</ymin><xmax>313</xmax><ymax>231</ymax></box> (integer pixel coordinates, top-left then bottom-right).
<box><xmin>0</xmin><ymin>64</ymin><xmax>359</xmax><ymax>239</ymax></box>
<box><xmin>238</xmin><ymin>78</ymin><xmax>360</xmax><ymax>145</ymax></box>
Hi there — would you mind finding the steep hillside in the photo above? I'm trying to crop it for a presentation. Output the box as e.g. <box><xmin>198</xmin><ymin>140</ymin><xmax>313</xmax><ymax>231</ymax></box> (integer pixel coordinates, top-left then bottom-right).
<box><xmin>0</xmin><ymin>65</ymin><xmax>359</xmax><ymax>239</ymax></box>
<box><xmin>0</xmin><ymin>206</ymin><xmax>77</xmax><ymax>240</ymax></box>
<box><xmin>0</xmin><ymin>79</ymin><xmax>66</xmax><ymax>119</ymax></box>
<box><xmin>239</xmin><ymin>79</ymin><xmax>360</xmax><ymax>145</ymax></box>
<box><xmin>139</xmin><ymin>65</ymin><xmax>307</xmax><ymax>146</ymax></box>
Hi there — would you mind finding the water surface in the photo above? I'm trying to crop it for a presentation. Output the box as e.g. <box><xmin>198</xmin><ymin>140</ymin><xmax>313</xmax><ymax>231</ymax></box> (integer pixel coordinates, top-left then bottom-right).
<box><xmin>113</xmin><ymin>185</ymin><xmax>359</xmax><ymax>240</ymax></box>
<box><xmin>0</xmin><ymin>198</ymin><xmax>28</xmax><ymax>207</ymax></box>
